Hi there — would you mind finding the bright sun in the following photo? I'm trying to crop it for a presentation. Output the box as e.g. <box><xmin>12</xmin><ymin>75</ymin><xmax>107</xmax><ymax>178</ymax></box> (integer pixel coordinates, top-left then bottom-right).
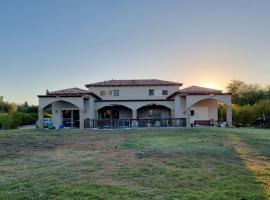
<box><xmin>200</xmin><ymin>83</ymin><xmax>221</xmax><ymax>89</ymax></box>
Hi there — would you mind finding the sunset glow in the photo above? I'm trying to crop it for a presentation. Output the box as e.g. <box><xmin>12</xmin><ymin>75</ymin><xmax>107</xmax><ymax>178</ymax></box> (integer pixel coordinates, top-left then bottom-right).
<box><xmin>0</xmin><ymin>0</ymin><xmax>270</xmax><ymax>104</ymax></box>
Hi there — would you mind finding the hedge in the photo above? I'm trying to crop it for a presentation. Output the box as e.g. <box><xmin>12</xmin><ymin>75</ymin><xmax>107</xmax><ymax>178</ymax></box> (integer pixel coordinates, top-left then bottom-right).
<box><xmin>233</xmin><ymin>101</ymin><xmax>269</xmax><ymax>127</ymax></box>
<box><xmin>0</xmin><ymin>112</ymin><xmax>38</xmax><ymax>129</ymax></box>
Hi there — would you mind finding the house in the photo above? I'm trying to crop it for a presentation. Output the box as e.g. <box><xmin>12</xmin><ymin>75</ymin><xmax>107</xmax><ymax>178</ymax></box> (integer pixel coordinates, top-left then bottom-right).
<box><xmin>38</xmin><ymin>79</ymin><xmax>232</xmax><ymax>129</ymax></box>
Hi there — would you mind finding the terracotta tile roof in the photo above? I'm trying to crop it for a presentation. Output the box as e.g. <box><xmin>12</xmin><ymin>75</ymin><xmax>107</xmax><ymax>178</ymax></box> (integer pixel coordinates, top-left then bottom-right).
<box><xmin>48</xmin><ymin>87</ymin><xmax>90</xmax><ymax>95</ymax></box>
<box><xmin>85</xmin><ymin>79</ymin><xmax>182</xmax><ymax>87</ymax></box>
<box><xmin>167</xmin><ymin>86</ymin><xmax>227</xmax><ymax>99</ymax></box>
<box><xmin>179</xmin><ymin>86</ymin><xmax>223</xmax><ymax>95</ymax></box>
<box><xmin>47</xmin><ymin>87</ymin><xmax>89</xmax><ymax>95</ymax></box>
<box><xmin>38</xmin><ymin>87</ymin><xmax>101</xmax><ymax>99</ymax></box>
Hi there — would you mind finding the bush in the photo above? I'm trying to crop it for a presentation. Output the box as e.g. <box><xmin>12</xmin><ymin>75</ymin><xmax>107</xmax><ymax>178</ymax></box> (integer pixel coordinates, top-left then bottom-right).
<box><xmin>0</xmin><ymin>112</ymin><xmax>38</xmax><ymax>129</ymax></box>
<box><xmin>0</xmin><ymin>113</ymin><xmax>7</xmax><ymax>129</ymax></box>
<box><xmin>232</xmin><ymin>100</ymin><xmax>270</xmax><ymax>127</ymax></box>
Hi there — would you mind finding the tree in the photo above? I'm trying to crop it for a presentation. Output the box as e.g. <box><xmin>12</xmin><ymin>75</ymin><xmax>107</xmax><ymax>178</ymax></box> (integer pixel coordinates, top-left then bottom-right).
<box><xmin>226</xmin><ymin>79</ymin><xmax>269</xmax><ymax>105</ymax></box>
<box><xmin>8</xmin><ymin>103</ymin><xmax>17</xmax><ymax>113</ymax></box>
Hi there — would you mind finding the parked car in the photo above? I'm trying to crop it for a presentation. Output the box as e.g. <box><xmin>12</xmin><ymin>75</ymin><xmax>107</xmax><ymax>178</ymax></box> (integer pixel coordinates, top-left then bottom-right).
<box><xmin>36</xmin><ymin>118</ymin><xmax>53</xmax><ymax>128</ymax></box>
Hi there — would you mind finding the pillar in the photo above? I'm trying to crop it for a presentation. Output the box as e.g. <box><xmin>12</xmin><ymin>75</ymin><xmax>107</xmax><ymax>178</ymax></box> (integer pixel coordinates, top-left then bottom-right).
<box><xmin>174</xmin><ymin>95</ymin><xmax>181</xmax><ymax>118</ymax></box>
<box><xmin>79</xmin><ymin>109</ymin><xmax>84</xmax><ymax>129</ymax></box>
<box><xmin>38</xmin><ymin>109</ymin><xmax>44</xmax><ymax>129</ymax></box>
<box><xmin>132</xmin><ymin>109</ymin><xmax>138</xmax><ymax>127</ymax></box>
<box><xmin>89</xmin><ymin>97</ymin><xmax>95</xmax><ymax>119</ymax></box>
<box><xmin>89</xmin><ymin>97</ymin><xmax>95</xmax><ymax>128</ymax></box>
<box><xmin>186</xmin><ymin>108</ymin><xmax>191</xmax><ymax>127</ymax></box>
<box><xmin>174</xmin><ymin>95</ymin><xmax>181</xmax><ymax>126</ymax></box>
<box><xmin>226</xmin><ymin>105</ymin><xmax>232</xmax><ymax>127</ymax></box>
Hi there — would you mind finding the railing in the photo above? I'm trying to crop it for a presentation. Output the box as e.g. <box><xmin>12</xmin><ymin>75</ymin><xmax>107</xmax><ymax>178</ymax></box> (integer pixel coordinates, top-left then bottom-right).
<box><xmin>84</xmin><ymin>118</ymin><xmax>186</xmax><ymax>129</ymax></box>
<box><xmin>62</xmin><ymin>118</ymin><xmax>80</xmax><ymax>128</ymax></box>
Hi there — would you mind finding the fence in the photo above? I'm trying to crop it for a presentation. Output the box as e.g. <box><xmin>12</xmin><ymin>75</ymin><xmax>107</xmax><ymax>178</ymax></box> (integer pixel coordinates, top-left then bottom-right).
<box><xmin>84</xmin><ymin>118</ymin><xmax>186</xmax><ymax>129</ymax></box>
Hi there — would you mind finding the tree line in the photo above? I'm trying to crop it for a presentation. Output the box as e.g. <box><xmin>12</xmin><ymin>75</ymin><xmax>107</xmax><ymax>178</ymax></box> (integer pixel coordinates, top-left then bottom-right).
<box><xmin>0</xmin><ymin>97</ymin><xmax>38</xmax><ymax>129</ymax></box>
<box><xmin>1</xmin><ymin>79</ymin><xmax>270</xmax><ymax>129</ymax></box>
<box><xmin>222</xmin><ymin>79</ymin><xmax>270</xmax><ymax>128</ymax></box>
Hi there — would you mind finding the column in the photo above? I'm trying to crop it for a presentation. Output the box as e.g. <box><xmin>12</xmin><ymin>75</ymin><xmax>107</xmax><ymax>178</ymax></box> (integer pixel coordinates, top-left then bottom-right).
<box><xmin>89</xmin><ymin>97</ymin><xmax>95</xmax><ymax>128</ymax></box>
<box><xmin>174</xmin><ymin>95</ymin><xmax>181</xmax><ymax>126</ymax></box>
<box><xmin>226</xmin><ymin>105</ymin><xmax>232</xmax><ymax>127</ymax></box>
<box><xmin>132</xmin><ymin>109</ymin><xmax>138</xmax><ymax>127</ymax></box>
<box><xmin>186</xmin><ymin>108</ymin><xmax>191</xmax><ymax>127</ymax></box>
<box><xmin>79</xmin><ymin>109</ymin><xmax>84</xmax><ymax>129</ymax></box>
<box><xmin>38</xmin><ymin>109</ymin><xmax>44</xmax><ymax>129</ymax></box>
<box><xmin>89</xmin><ymin>97</ymin><xmax>95</xmax><ymax>119</ymax></box>
<box><xmin>174</xmin><ymin>95</ymin><xmax>181</xmax><ymax>118</ymax></box>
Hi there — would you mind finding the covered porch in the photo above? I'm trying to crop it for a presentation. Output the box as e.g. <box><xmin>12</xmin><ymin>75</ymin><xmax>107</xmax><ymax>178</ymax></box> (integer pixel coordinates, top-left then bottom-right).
<box><xmin>38</xmin><ymin>87</ymin><xmax>100</xmax><ymax>129</ymax></box>
<box><xmin>89</xmin><ymin>103</ymin><xmax>185</xmax><ymax>129</ymax></box>
<box><xmin>185</xmin><ymin>94</ymin><xmax>232</xmax><ymax>127</ymax></box>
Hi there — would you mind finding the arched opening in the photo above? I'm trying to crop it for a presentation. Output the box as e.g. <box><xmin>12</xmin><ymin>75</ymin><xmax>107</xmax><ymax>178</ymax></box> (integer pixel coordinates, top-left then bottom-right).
<box><xmin>98</xmin><ymin>105</ymin><xmax>132</xmax><ymax>119</ymax></box>
<box><xmin>137</xmin><ymin>104</ymin><xmax>171</xmax><ymax>119</ymax></box>
<box><xmin>97</xmin><ymin>105</ymin><xmax>132</xmax><ymax>128</ymax></box>
<box><xmin>137</xmin><ymin>104</ymin><xmax>172</xmax><ymax>127</ymax></box>
<box><xmin>39</xmin><ymin>100</ymin><xmax>80</xmax><ymax>129</ymax></box>
<box><xmin>188</xmin><ymin>98</ymin><xmax>231</xmax><ymax>127</ymax></box>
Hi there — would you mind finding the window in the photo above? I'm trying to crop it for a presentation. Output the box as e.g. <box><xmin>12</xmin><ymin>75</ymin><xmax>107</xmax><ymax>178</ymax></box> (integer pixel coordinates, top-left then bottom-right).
<box><xmin>148</xmin><ymin>109</ymin><xmax>161</xmax><ymax>118</ymax></box>
<box><xmin>100</xmin><ymin>91</ymin><xmax>112</xmax><ymax>96</ymax></box>
<box><xmin>162</xmin><ymin>90</ymin><xmax>168</xmax><ymax>95</ymax></box>
<box><xmin>113</xmin><ymin>90</ymin><xmax>119</xmax><ymax>96</ymax></box>
<box><xmin>101</xmin><ymin>109</ymin><xmax>119</xmax><ymax>119</ymax></box>
<box><xmin>190</xmin><ymin>110</ymin><xmax>195</xmax><ymax>116</ymax></box>
<box><xmin>149</xmin><ymin>89</ymin><xmax>154</xmax><ymax>96</ymax></box>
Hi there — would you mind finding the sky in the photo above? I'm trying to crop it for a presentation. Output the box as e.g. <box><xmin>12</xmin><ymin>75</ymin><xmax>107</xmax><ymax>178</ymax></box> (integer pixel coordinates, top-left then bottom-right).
<box><xmin>1</xmin><ymin>0</ymin><xmax>270</xmax><ymax>105</ymax></box>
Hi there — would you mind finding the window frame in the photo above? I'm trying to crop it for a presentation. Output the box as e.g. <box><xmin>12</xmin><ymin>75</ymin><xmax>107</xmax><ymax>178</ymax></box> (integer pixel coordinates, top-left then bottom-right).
<box><xmin>113</xmin><ymin>90</ymin><xmax>119</xmax><ymax>96</ymax></box>
<box><xmin>149</xmin><ymin>89</ymin><xmax>154</xmax><ymax>96</ymax></box>
<box><xmin>100</xmin><ymin>91</ymin><xmax>112</xmax><ymax>96</ymax></box>
<box><xmin>162</xmin><ymin>90</ymin><xmax>168</xmax><ymax>95</ymax></box>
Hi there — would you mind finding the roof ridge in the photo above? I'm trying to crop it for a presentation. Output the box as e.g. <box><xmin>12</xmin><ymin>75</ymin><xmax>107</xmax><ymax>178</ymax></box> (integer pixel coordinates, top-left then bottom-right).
<box><xmin>85</xmin><ymin>79</ymin><xmax>182</xmax><ymax>87</ymax></box>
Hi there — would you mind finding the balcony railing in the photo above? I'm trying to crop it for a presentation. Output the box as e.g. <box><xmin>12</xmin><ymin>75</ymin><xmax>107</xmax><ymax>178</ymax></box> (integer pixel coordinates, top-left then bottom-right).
<box><xmin>84</xmin><ymin>118</ymin><xmax>186</xmax><ymax>129</ymax></box>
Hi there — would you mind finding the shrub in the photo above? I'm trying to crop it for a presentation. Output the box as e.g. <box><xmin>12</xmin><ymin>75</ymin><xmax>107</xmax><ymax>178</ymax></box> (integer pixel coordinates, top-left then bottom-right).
<box><xmin>0</xmin><ymin>112</ymin><xmax>38</xmax><ymax>129</ymax></box>
<box><xmin>232</xmin><ymin>100</ymin><xmax>270</xmax><ymax>127</ymax></box>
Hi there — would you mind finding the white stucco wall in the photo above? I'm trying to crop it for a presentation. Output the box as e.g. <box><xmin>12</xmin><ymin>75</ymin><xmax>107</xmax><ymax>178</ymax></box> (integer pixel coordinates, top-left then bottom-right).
<box><xmin>39</xmin><ymin>97</ymin><xmax>84</xmax><ymax>110</ymax></box>
<box><xmin>38</xmin><ymin>91</ymin><xmax>231</xmax><ymax>128</ymax></box>
<box><xmin>88</xmin><ymin>85</ymin><xmax>180</xmax><ymax>100</ymax></box>
<box><xmin>95</xmin><ymin>100</ymin><xmax>174</xmax><ymax>112</ymax></box>
<box><xmin>189</xmin><ymin>98</ymin><xmax>218</xmax><ymax>123</ymax></box>
<box><xmin>186</xmin><ymin>95</ymin><xmax>231</xmax><ymax>108</ymax></box>
<box><xmin>51</xmin><ymin>101</ymin><xmax>78</xmax><ymax>128</ymax></box>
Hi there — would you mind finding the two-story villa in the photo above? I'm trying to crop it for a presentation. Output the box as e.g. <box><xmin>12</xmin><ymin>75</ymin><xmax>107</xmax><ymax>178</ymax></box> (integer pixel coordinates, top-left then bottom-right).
<box><xmin>38</xmin><ymin>79</ymin><xmax>232</xmax><ymax>129</ymax></box>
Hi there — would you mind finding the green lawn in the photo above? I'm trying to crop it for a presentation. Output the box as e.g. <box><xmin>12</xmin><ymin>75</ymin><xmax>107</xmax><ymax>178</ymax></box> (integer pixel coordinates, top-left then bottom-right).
<box><xmin>0</xmin><ymin>128</ymin><xmax>270</xmax><ymax>200</ymax></box>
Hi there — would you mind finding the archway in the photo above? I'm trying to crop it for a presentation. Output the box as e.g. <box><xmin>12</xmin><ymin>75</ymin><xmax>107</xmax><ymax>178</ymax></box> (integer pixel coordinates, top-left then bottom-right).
<box><xmin>187</xmin><ymin>97</ymin><xmax>232</xmax><ymax>127</ymax></box>
<box><xmin>38</xmin><ymin>100</ymin><xmax>81</xmax><ymax>129</ymax></box>
<box><xmin>96</xmin><ymin>105</ymin><xmax>133</xmax><ymax>128</ymax></box>
<box><xmin>136</xmin><ymin>104</ymin><xmax>172</xmax><ymax>127</ymax></box>
<box><xmin>97</xmin><ymin>104</ymin><xmax>132</xmax><ymax>120</ymax></box>
<box><xmin>137</xmin><ymin>104</ymin><xmax>171</xmax><ymax>119</ymax></box>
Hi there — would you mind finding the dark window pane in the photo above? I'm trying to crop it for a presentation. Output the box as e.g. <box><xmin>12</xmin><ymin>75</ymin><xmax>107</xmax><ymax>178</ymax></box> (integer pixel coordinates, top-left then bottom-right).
<box><xmin>149</xmin><ymin>89</ymin><xmax>154</xmax><ymax>96</ymax></box>
<box><xmin>162</xmin><ymin>90</ymin><xmax>168</xmax><ymax>95</ymax></box>
<box><xmin>113</xmin><ymin>90</ymin><xmax>119</xmax><ymax>96</ymax></box>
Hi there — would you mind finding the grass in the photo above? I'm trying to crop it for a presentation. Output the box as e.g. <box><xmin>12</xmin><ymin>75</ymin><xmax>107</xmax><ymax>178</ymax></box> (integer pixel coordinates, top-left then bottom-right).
<box><xmin>0</xmin><ymin>128</ymin><xmax>269</xmax><ymax>199</ymax></box>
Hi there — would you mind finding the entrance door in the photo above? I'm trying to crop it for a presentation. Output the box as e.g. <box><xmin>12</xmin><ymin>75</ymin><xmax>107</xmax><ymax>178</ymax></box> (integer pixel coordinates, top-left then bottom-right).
<box><xmin>62</xmin><ymin>110</ymin><xmax>80</xmax><ymax>128</ymax></box>
<box><xmin>73</xmin><ymin>110</ymin><xmax>80</xmax><ymax>128</ymax></box>
<box><xmin>63</xmin><ymin>110</ymin><xmax>72</xmax><ymax>127</ymax></box>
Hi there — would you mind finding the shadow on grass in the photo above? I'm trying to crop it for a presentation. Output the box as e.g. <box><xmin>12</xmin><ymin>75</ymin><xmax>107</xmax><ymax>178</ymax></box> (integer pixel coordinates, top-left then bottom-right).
<box><xmin>229</xmin><ymin>134</ymin><xmax>270</xmax><ymax>199</ymax></box>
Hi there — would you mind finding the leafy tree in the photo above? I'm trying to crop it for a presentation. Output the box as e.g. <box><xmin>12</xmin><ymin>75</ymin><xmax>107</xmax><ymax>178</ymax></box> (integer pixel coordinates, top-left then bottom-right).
<box><xmin>8</xmin><ymin>103</ymin><xmax>18</xmax><ymax>113</ymax></box>
<box><xmin>226</xmin><ymin>79</ymin><xmax>269</xmax><ymax>105</ymax></box>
